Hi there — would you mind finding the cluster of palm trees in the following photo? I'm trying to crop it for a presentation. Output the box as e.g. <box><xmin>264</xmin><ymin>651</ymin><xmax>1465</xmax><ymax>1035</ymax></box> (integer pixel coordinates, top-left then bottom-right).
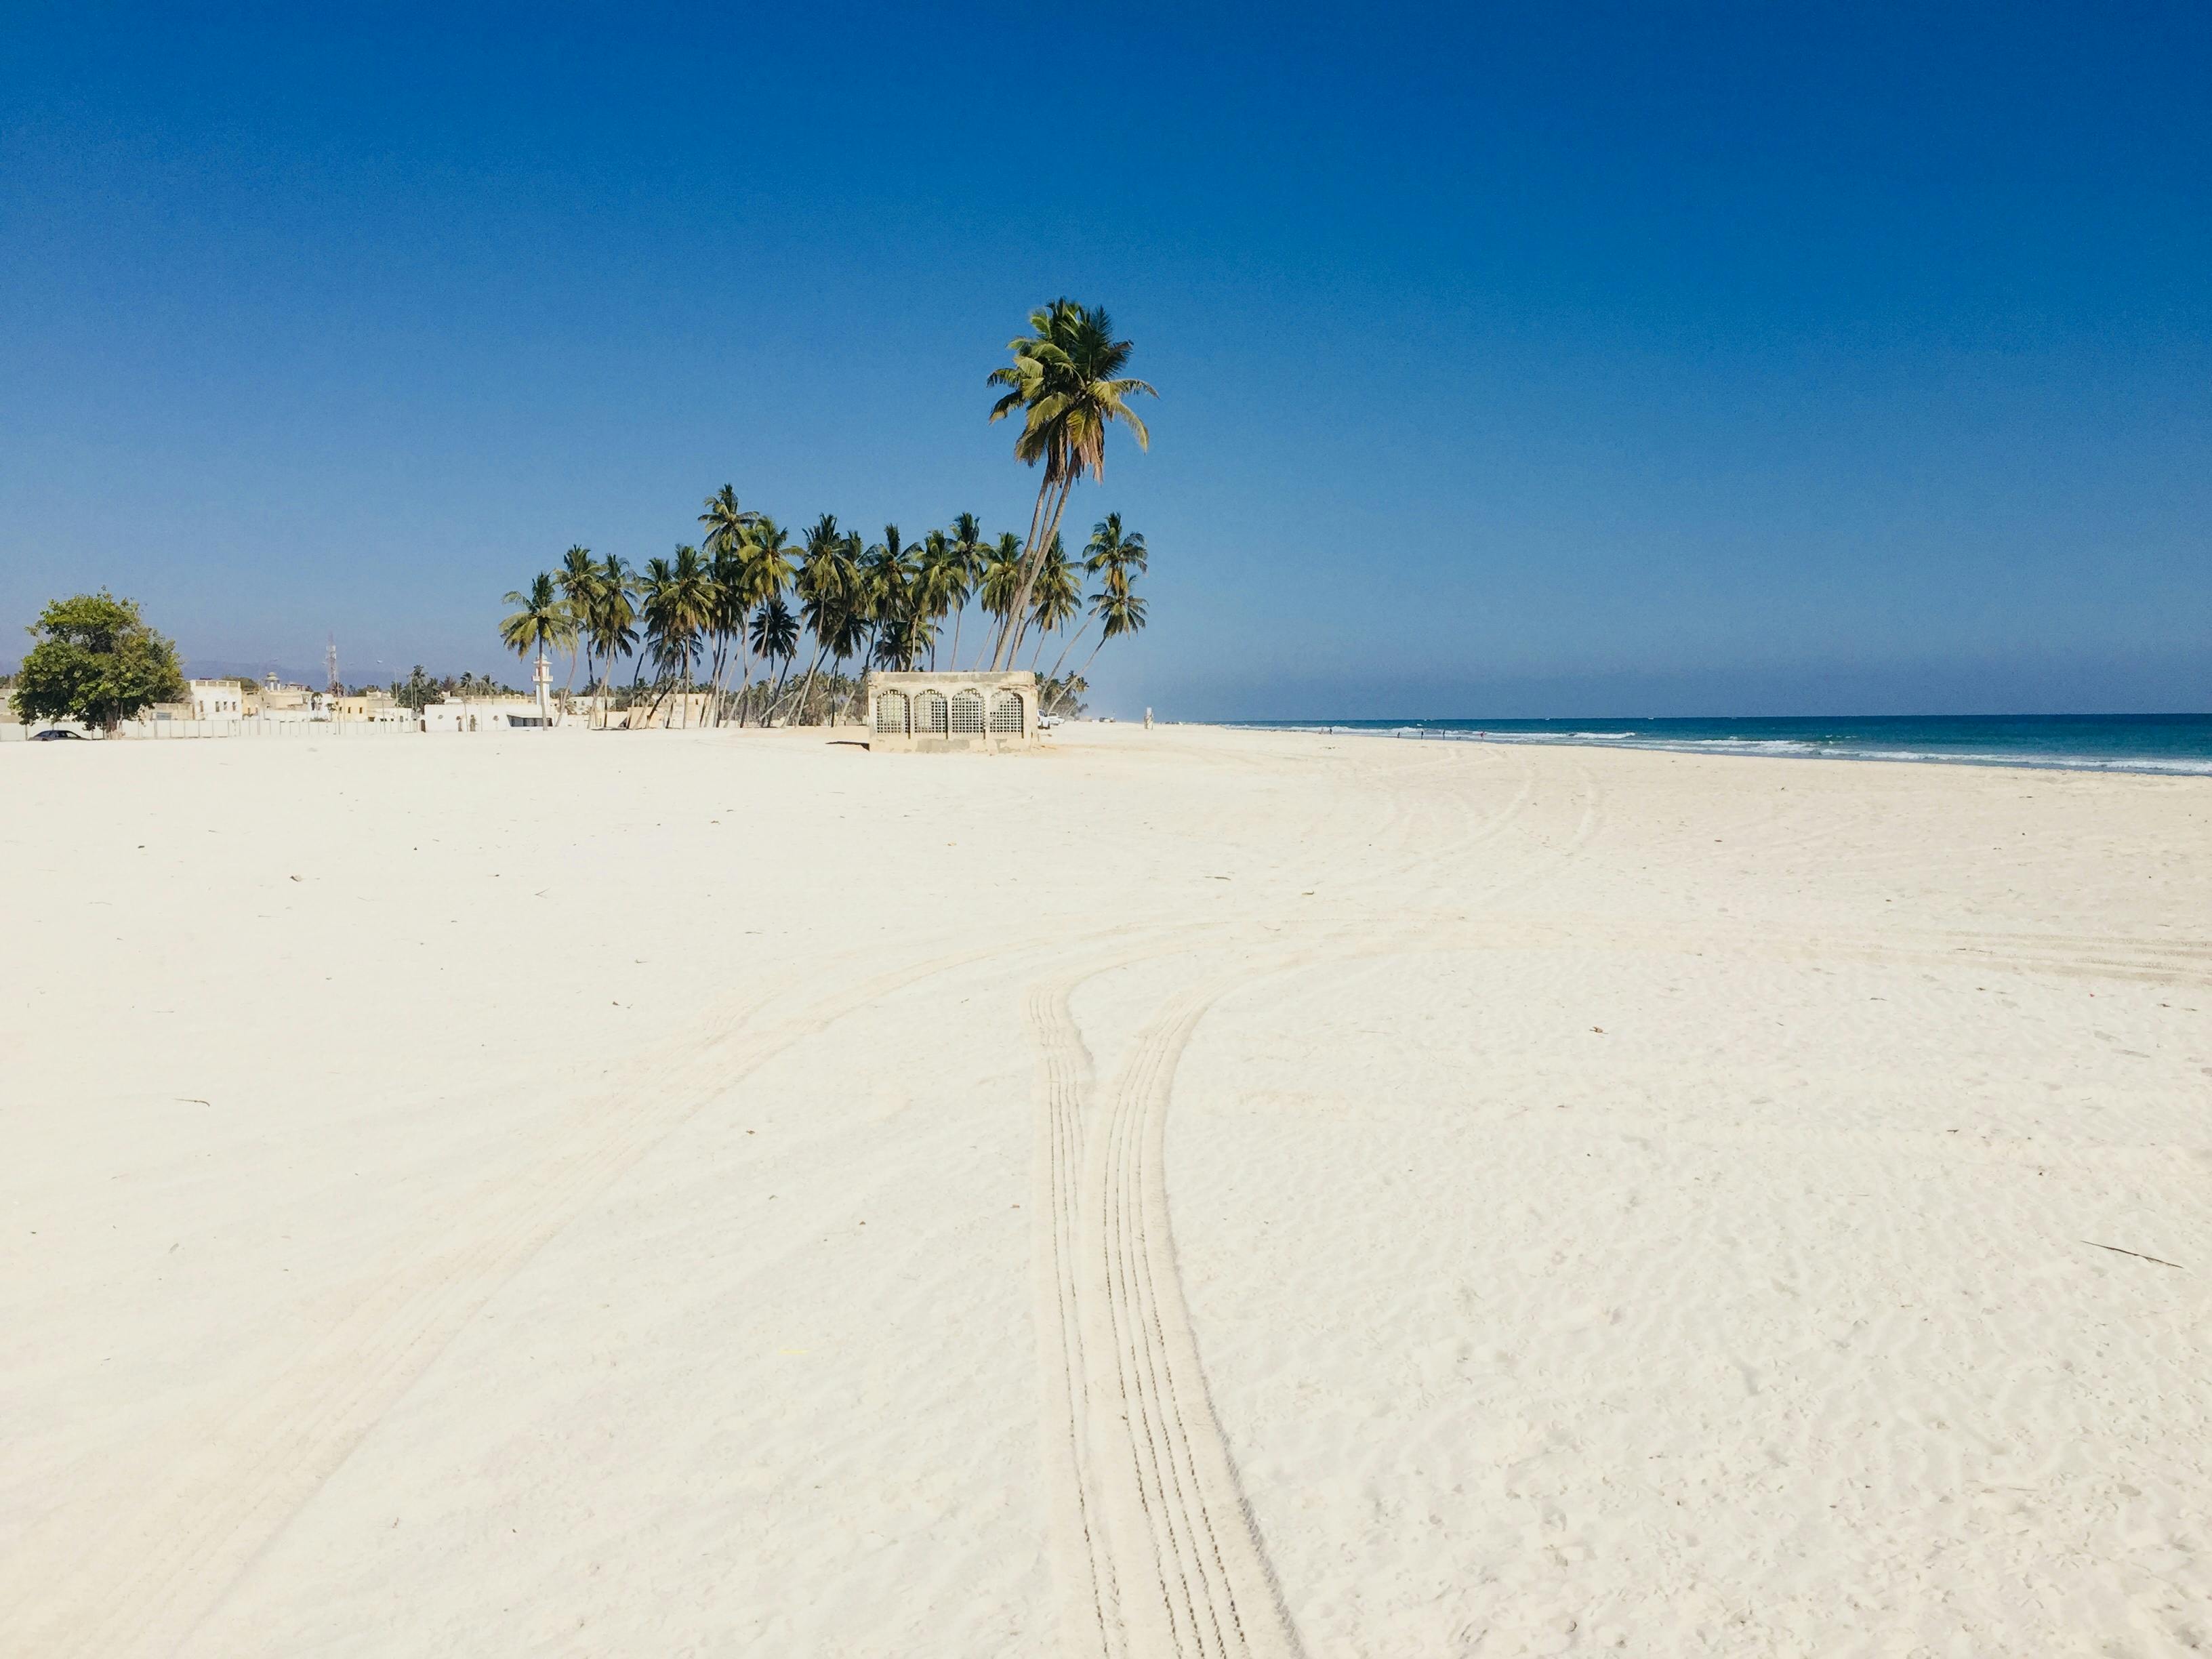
<box><xmin>498</xmin><ymin>298</ymin><xmax>1154</xmax><ymax>727</ymax></box>
<box><xmin>499</xmin><ymin>499</ymin><xmax>1150</xmax><ymax>727</ymax></box>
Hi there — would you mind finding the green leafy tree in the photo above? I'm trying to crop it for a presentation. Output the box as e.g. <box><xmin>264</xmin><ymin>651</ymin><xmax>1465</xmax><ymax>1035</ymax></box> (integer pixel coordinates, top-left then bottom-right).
<box><xmin>394</xmin><ymin>664</ymin><xmax>446</xmax><ymax>713</ymax></box>
<box><xmin>10</xmin><ymin>591</ymin><xmax>186</xmax><ymax>731</ymax></box>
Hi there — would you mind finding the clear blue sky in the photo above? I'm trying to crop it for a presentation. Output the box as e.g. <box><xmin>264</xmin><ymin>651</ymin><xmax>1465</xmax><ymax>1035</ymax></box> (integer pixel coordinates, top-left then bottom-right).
<box><xmin>4</xmin><ymin>1</ymin><xmax>2207</xmax><ymax>717</ymax></box>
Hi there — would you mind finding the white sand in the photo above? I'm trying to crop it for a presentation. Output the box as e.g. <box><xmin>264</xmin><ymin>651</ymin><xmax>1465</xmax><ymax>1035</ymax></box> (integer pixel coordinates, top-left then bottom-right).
<box><xmin>1</xmin><ymin>724</ymin><xmax>2206</xmax><ymax>1656</ymax></box>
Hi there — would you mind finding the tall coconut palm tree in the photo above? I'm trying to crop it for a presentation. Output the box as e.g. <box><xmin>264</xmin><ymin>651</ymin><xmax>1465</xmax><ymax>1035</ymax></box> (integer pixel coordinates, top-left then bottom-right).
<box><xmin>586</xmin><ymin>554</ymin><xmax>638</xmax><ymax>728</ymax></box>
<box><xmin>641</xmin><ymin>546</ymin><xmax>710</xmax><ymax>726</ymax></box>
<box><xmin>944</xmin><ymin>512</ymin><xmax>989</xmax><ymax>667</ymax></box>
<box><xmin>1052</xmin><ymin>514</ymin><xmax>1150</xmax><ymax>678</ymax></box>
<box><xmin>735</xmin><ymin>516</ymin><xmax>796</xmax><ymax>724</ymax></box>
<box><xmin>862</xmin><ymin>527</ymin><xmax>932</xmax><ymax>671</ymax></box>
<box><xmin>698</xmin><ymin>487</ymin><xmax>758</xmax><ymax>723</ymax></box>
<box><xmin>916</xmin><ymin>529</ymin><xmax>969</xmax><ymax>670</ymax></box>
<box><xmin>782</xmin><ymin>516</ymin><xmax>854</xmax><ymax>726</ymax></box>
<box><xmin>701</xmin><ymin>543</ymin><xmax>743</xmax><ymax>726</ymax></box>
<box><xmin>554</xmin><ymin>545</ymin><xmax>599</xmax><ymax>722</ymax></box>
<box><xmin>823</xmin><ymin>533</ymin><xmax>874</xmax><ymax>720</ymax></box>
<box><xmin>749</xmin><ymin>596</ymin><xmax>800</xmax><ymax>721</ymax></box>
<box><xmin>977</xmin><ymin>531</ymin><xmax>1025</xmax><ymax>665</ymax></box>
<box><xmin>698</xmin><ymin>485</ymin><xmax>758</xmax><ymax>560</ymax></box>
<box><xmin>1084</xmin><ymin>512</ymin><xmax>1147</xmax><ymax>589</ymax></box>
<box><xmin>1025</xmin><ymin>533</ymin><xmax>1081</xmax><ymax>669</ymax></box>
<box><xmin>1078</xmin><ymin>584</ymin><xmax>1148</xmax><ymax>678</ymax></box>
<box><xmin>985</xmin><ymin>300</ymin><xmax>1155</xmax><ymax>668</ymax></box>
<box><xmin>499</xmin><ymin>572</ymin><xmax>575</xmax><ymax>729</ymax></box>
<box><xmin>861</xmin><ymin>525</ymin><xmax>914</xmax><ymax>657</ymax></box>
<box><xmin>870</xmin><ymin>605</ymin><xmax>936</xmax><ymax>672</ymax></box>
<box><xmin>636</xmin><ymin>556</ymin><xmax>676</xmax><ymax>718</ymax></box>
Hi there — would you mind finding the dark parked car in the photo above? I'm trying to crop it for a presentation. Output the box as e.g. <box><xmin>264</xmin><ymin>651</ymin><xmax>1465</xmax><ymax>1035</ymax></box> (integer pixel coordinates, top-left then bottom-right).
<box><xmin>32</xmin><ymin>729</ymin><xmax>89</xmax><ymax>741</ymax></box>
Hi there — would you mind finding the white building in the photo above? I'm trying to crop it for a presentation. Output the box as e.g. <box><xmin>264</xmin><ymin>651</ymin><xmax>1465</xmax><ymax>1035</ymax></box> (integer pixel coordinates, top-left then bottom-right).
<box><xmin>187</xmin><ymin>680</ymin><xmax>250</xmax><ymax>719</ymax></box>
<box><xmin>419</xmin><ymin>697</ymin><xmax>539</xmax><ymax>733</ymax></box>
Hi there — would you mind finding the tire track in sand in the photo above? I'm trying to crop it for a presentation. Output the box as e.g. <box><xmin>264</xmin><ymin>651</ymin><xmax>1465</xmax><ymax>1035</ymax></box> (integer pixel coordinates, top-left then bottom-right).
<box><xmin>1028</xmin><ymin>979</ymin><xmax>1126</xmax><ymax>1658</ymax></box>
<box><xmin>1026</xmin><ymin>752</ymin><xmax>1610</xmax><ymax>1656</ymax></box>
<box><xmin>1033</xmin><ymin>968</ymin><xmax>1305</xmax><ymax>1659</ymax></box>
<box><xmin>31</xmin><ymin>925</ymin><xmax>1166</xmax><ymax>1659</ymax></box>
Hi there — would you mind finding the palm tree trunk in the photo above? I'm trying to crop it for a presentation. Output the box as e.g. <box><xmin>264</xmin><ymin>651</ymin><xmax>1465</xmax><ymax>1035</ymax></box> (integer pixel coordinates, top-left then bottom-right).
<box><xmin>1002</xmin><ymin>474</ymin><xmax>1076</xmax><ymax>668</ymax></box>
<box><xmin>783</xmin><ymin>640</ymin><xmax>829</xmax><ymax>726</ymax></box>
<box><xmin>840</xmin><ymin>653</ymin><xmax>866</xmax><ymax>723</ymax></box>
<box><xmin>1029</xmin><ymin>477</ymin><xmax>1080</xmax><ymax>641</ymax></box>
<box><xmin>560</xmin><ymin>643</ymin><xmax>583</xmax><ymax>724</ymax></box>
<box><xmin>764</xmin><ymin>656</ymin><xmax>795</xmax><ymax>724</ymax></box>
<box><xmin>720</xmin><ymin>628</ymin><xmax>741</xmax><ymax>723</ymax></box>
<box><xmin>993</xmin><ymin>474</ymin><xmax>1057</xmax><ymax>668</ymax></box>
<box><xmin>1049</xmin><ymin>618</ymin><xmax>1093</xmax><ymax>681</ymax></box>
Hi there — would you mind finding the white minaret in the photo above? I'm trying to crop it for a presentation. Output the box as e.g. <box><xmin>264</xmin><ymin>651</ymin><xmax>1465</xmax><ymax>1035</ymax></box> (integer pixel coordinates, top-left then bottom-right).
<box><xmin>533</xmin><ymin>649</ymin><xmax>552</xmax><ymax>726</ymax></box>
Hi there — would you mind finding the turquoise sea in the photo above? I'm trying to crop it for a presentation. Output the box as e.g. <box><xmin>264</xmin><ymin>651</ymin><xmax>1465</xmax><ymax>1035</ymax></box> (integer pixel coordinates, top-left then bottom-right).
<box><xmin>1235</xmin><ymin>714</ymin><xmax>2212</xmax><ymax>776</ymax></box>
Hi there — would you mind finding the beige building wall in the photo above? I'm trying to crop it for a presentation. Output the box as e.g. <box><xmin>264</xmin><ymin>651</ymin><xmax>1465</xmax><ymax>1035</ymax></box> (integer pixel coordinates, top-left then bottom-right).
<box><xmin>863</xmin><ymin>670</ymin><xmax>1040</xmax><ymax>753</ymax></box>
<box><xmin>332</xmin><ymin>693</ymin><xmax>405</xmax><ymax>723</ymax></box>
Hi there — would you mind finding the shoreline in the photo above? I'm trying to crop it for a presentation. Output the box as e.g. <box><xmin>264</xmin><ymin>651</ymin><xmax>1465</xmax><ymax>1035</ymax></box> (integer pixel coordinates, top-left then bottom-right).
<box><xmin>1225</xmin><ymin>716</ymin><xmax>2212</xmax><ymax>777</ymax></box>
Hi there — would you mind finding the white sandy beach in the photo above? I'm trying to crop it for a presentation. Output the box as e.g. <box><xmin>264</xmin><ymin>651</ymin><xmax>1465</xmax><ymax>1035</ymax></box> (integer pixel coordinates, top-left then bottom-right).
<box><xmin>2</xmin><ymin>722</ymin><xmax>2207</xmax><ymax>1657</ymax></box>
